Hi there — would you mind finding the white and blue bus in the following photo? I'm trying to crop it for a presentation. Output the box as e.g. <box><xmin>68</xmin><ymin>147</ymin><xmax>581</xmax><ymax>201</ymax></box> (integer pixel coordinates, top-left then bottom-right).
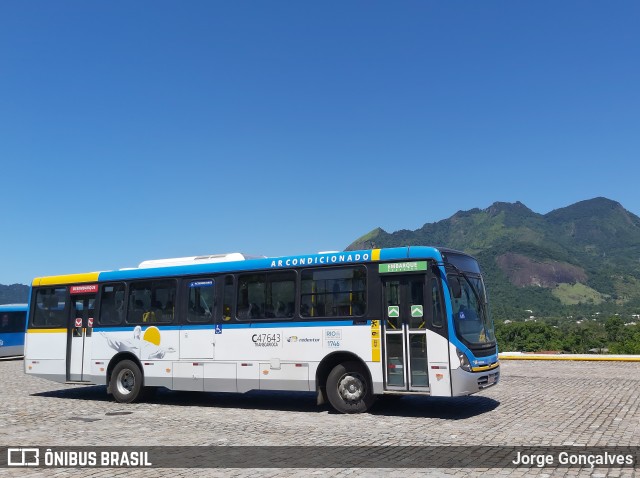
<box><xmin>25</xmin><ymin>247</ymin><xmax>499</xmax><ymax>413</ymax></box>
<box><xmin>0</xmin><ymin>304</ymin><xmax>28</xmax><ymax>358</ymax></box>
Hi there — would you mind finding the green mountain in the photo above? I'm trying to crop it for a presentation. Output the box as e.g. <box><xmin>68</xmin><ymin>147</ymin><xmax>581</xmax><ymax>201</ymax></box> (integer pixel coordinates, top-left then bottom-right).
<box><xmin>0</xmin><ymin>284</ymin><xmax>30</xmax><ymax>305</ymax></box>
<box><xmin>347</xmin><ymin>197</ymin><xmax>640</xmax><ymax>320</ymax></box>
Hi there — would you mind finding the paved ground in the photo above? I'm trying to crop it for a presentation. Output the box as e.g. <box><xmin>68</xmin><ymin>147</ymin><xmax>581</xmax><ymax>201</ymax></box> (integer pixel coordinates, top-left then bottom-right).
<box><xmin>0</xmin><ymin>358</ymin><xmax>639</xmax><ymax>477</ymax></box>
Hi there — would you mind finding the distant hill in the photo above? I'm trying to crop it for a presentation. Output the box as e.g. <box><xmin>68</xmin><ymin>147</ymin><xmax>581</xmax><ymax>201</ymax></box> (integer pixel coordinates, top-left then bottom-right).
<box><xmin>0</xmin><ymin>284</ymin><xmax>30</xmax><ymax>305</ymax></box>
<box><xmin>347</xmin><ymin>197</ymin><xmax>640</xmax><ymax>320</ymax></box>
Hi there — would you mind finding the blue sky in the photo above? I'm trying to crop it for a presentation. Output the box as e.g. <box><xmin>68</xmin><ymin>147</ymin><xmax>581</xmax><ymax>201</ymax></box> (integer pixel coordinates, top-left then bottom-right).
<box><xmin>1</xmin><ymin>1</ymin><xmax>639</xmax><ymax>285</ymax></box>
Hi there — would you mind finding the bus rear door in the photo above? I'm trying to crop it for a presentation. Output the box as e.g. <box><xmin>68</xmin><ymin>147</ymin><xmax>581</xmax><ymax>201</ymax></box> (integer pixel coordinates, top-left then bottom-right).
<box><xmin>67</xmin><ymin>285</ymin><xmax>98</xmax><ymax>382</ymax></box>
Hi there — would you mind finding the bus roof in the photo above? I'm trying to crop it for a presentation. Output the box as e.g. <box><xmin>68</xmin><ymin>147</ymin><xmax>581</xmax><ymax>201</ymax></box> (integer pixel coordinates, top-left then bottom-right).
<box><xmin>30</xmin><ymin>246</ymin><xmax>478</xmax><ymax>286</ymax></box>
<box><xmin>137</xmin><ymin>253</ymin><xmax>265</xmax><ymax>269</ymax></box>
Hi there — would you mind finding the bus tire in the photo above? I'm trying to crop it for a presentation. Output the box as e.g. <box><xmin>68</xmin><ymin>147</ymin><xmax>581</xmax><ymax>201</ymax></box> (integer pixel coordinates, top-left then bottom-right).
<box><xmin>326</xmin><ymin>361</ymin><xmax>374</xmax><ymax>414</ymax></box>
<box><xmin>110</xmin><ymin>360</ymin><xmax>143</xmax><ymax>403</ymax></box>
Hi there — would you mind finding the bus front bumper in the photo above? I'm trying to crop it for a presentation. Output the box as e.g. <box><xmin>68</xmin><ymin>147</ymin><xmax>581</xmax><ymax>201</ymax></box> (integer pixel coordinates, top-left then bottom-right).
<box><xmin>451</xmin><ymin>364</ymin><xmax>500</xmax><ymax>396</ymax></box>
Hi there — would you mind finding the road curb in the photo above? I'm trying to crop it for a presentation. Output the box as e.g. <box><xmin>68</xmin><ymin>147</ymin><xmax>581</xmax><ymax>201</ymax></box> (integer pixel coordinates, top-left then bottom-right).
<box><xmin>499</xmin><ymin>353</ymin><xmax>640</xmax><ymax>362</ymax></box>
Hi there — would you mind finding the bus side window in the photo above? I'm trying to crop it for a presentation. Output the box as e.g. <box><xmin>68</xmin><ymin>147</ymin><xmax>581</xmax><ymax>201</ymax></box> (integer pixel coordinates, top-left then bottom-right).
<box><xmin>431</xmin><ymin>278</ymin><xmax>444</xmax><ymax>328</ymax></box>
<box><xmin>99</xmin><ymin>283</ymin><xmax>125</xmax><ymax>325</ymax></box>
<box><xmin>187</xmin><ymin>279</ymin><xmax>214</xmax><ymax>323</ymax></box>
<box><xmin>236</xmin><ymin>272</ymin><xmax>295</xmax><ymax>321</ymax></box>
<box><xmin>1</xmin><ymin>311</ymin><xmax>26</xmax><ymax>333</ymax></box>
<box><xmin>33</xmin><ymin>288</ymin><xmax>67</xmax><ymax>327</ymax></box>
<box><xmin>223</xmin><ymin>275</ymin><xmax>234</xmax><ymax>322</ymax></box>
<box><xmin>300</xmin><ymin>266</ymin><xmax>366</xmax><ymax>318</ymax></box>
<box><xmin>127</xmin><ymin>280</ymin><xmax>176</xmax><ymax>324</ymax></box>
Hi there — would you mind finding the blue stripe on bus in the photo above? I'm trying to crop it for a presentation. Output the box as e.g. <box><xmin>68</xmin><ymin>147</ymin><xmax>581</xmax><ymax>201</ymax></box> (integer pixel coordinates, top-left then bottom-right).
<box><xmin>93</xmin><ymin>320</ymin><xmax>369</xmax><ymax>333</ymax></box>
<box><xmin>232</xmin><ymin>320</ymin><xmax>369</xmax><ymax>329</ymax></box>
<box><xmin>0</xmin><ymin>332</ymin><xmax>25</xmax><ymax>347</ymax></box>
<box><xmin>0</xmin><ymin>304</ymin><xmax>28</xmax><ymax>312</ymax></box>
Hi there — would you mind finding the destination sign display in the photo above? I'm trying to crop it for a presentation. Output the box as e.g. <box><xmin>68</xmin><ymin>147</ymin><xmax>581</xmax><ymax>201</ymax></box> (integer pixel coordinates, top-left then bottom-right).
<box><xmin>378</xmin><ymin>261</ymin><xmax>427</xmax><ymax>274</ymax></box>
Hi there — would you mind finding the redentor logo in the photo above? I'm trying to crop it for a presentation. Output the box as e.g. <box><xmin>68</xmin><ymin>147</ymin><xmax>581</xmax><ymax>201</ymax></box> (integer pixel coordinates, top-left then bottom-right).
<box><xmin>7</xmin><ymin>448</ymin><xmax>39</xmax><ymax>467</ymax></box>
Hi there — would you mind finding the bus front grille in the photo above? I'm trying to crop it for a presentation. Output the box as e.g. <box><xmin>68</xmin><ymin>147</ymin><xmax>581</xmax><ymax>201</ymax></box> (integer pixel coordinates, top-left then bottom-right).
<box><xmin>477</xmin><ymin>371</ymin><xmax>499</xmax><ymax>389</ymax></box>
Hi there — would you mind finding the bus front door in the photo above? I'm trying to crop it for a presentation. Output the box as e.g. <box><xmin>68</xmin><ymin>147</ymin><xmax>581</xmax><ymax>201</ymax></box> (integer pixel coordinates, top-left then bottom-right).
<box><xmin>382</xmin><ymin>276</ymin><xmax>429</xmax><ymax>391</ymax></box>
<box><xmin>67</xmin><ymin>293</ymin><xmax>96</xmax><ymax>382</ymax></box>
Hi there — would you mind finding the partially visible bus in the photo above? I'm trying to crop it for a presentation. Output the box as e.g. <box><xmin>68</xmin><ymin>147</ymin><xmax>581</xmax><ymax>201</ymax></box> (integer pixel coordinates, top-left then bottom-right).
<box><xmin>24</xmin><ymin>247</ymin><xmax>499</xmax><ymax>413</ymax></box>
<box><xmin>0</xmin><ymin>304</ymin><xmax>28</xmax><ymax>358</ymax></box>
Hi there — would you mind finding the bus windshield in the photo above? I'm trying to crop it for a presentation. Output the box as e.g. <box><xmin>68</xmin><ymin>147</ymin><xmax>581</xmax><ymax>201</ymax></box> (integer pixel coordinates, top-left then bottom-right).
<box><xmin>448</xmin><ymin>271</ymin><xmax>496</xmax><ymax>347</ymax></box>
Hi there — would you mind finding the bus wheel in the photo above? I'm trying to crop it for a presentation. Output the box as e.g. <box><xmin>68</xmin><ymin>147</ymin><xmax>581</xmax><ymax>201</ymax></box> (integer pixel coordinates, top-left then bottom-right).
<box><xmin>110</xmin><ymin>360</ymin><xmax>143</xmax><ymax>403</ymax></box>
<box><xmin>326</xmin><ymin>361</ymin><xmax>374</xmax><ymax>414</ymax></box>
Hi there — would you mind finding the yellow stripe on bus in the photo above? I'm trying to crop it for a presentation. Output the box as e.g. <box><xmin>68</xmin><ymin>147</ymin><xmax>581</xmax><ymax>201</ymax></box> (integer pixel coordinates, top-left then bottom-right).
<box><xmin>471</xmin><ymin>362</ymin><xmax>500</xmax><ymax>372</ymax></box>
<box><xmin>27</xmin><ymin>328</ymin><xmax>67</xmax><ymax>334</ymax></box>
<box><xmin>371</xmin><ymin>249</ymin><xmax>381</xmax><ymax>261</ymax></box>
<box><xmin>32</xmin><ymin>272</ymin><xmax>100</xmax><ymax>287</ymax></box>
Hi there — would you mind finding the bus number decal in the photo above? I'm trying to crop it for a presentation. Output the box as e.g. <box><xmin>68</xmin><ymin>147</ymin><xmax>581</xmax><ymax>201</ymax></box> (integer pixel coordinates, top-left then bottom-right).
<box><xmin>251</xmin><ymin>333</ymin><xmax>281</xmax><ymax>347</ymax></box>
<box><xmin>324</xmin><ymin>329</ymin><xmax>342</xmax><ymax>349</ymax></box>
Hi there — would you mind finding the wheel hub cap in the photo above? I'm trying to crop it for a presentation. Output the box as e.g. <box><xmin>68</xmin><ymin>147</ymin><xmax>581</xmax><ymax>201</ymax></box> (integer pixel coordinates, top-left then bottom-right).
<box><xmin>116</xmin><ymin>370</ymin><xmax>134</xmax><ymax>395</ymax></box>
<box><xmin>338</xmin><ymin>374</ymin><xmax>364</xmax><ymax>402</ymax></box>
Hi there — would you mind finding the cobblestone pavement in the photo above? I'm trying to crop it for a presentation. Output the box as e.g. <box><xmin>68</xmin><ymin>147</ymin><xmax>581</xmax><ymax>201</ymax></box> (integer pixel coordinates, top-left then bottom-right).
<box><xmin>0</xmin><ymin>359</ymin><xmax>638</xmax><ymax>477</ymax></box>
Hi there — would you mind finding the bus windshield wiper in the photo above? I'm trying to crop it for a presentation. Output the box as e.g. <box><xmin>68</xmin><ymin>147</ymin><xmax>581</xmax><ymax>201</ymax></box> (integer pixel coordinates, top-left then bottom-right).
<box><xmin>442</xmin><ymin>262</ymin><xmax>485</xmax><ymax>308</ymax></box>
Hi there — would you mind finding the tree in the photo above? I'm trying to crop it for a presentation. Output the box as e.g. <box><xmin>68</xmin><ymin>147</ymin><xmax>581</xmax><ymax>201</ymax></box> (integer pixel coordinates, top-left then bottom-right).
<box><xmin>604</xmin><ymin>316</ymin><xmax>623</xmax><ymax>343</ymax></box>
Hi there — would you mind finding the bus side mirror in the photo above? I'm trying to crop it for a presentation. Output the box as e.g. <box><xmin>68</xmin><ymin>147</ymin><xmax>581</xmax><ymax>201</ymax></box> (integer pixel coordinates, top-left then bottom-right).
<box><xmin>450</xmin><ymin>278</ymin><xmax>462</xmax><ymax>299</ymax></box>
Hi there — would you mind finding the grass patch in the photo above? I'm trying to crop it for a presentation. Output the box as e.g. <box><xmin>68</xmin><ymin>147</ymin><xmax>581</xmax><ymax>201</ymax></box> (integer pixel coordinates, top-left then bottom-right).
<box><xmin>552</xmin><ymin>283</ymin><xmax>605</xmax><ymax>305</ymax></box>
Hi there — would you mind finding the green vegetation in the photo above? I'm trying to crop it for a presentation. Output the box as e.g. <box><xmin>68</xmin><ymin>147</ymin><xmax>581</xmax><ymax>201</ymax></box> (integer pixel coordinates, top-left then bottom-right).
<box><xmin>552</xmin><ymin>283</ymin><xmax>605</xmax><ymax>305</ymax></box>
<box><xmin>496</xmin><ymin>317</ymin><xmax>640</xmax><ymax>354</ymax></box>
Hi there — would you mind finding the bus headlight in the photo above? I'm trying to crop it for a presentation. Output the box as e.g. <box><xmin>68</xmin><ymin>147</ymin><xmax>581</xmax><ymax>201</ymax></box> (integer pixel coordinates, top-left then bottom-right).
<box><xmin>456</xmin><ymin>348</ymin><xmax>472</xmax><ymax>372</ymax></box>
